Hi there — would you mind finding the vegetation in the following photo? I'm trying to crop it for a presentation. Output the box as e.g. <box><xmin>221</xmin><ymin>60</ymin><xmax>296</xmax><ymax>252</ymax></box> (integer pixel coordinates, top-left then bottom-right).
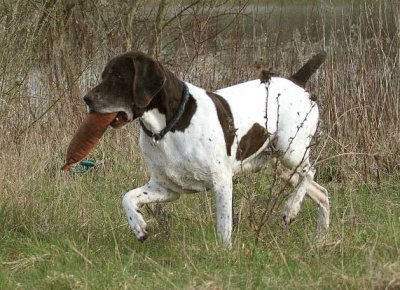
<box><xmin>0</xmin><ymin>0</ymin><xmax>398</xmax><ymax>288</ymax></box>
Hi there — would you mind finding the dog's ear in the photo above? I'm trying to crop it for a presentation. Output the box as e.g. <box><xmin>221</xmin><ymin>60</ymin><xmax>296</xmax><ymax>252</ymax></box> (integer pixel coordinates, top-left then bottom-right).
<box><xmin>130</xmin><ymin>53</ymin><xmax>166</xmax><ymax>108</ymax></box>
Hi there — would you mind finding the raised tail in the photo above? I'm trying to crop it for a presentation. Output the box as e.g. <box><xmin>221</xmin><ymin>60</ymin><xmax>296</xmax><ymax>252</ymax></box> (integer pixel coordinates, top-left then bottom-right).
<box><xmin>289</xmin><ymin>51</ymin><xmax>327</xmax><ymax>88</ymax></box>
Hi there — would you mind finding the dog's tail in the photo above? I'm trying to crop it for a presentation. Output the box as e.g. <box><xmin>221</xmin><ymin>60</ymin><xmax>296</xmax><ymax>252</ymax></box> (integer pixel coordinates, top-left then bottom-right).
<box><xmin>289</xmin><ymin>51</ymin><xmax>327</xmax><ymax>88</ymax></box>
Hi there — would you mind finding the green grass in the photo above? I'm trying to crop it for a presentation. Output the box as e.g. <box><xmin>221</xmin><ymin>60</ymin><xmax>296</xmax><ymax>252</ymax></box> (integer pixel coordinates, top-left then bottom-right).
<box><xmin>0</xmin><ymin>0</ymin><xmax>398</xmax><ymax>288</ymax></box>
<box><xmin>1</xmin><ymin>151</ymin><xmax>399</xmax><ymax>289</ymax></box>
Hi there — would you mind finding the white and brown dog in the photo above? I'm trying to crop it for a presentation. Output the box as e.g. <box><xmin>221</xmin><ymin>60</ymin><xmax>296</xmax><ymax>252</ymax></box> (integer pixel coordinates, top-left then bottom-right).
<box><xmin>83</xmin><ymin>51</ymin><xmax>329</xmax><ymax>247</ymax></box>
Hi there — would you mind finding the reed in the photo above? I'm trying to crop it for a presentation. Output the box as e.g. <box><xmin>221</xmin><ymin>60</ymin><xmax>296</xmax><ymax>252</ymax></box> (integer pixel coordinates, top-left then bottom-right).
<box><xmin>0</xmin><ymin>1</ymin><xmax>399</xmax><ymax>288</ymax></box>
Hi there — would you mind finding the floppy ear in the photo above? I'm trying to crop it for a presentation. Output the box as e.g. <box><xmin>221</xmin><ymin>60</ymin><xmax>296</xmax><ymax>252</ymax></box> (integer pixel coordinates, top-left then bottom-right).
<box><xmin>131</xmin><ymin>53</ymin><xmax>166</xmax><ymax>108</ymax></box>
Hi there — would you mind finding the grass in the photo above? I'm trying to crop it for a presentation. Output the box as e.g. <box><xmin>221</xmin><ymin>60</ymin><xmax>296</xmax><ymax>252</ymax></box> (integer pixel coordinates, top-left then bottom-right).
<box><xmin>0</xmin><ymin>0</ymin><xmax>399</xmax><ymax>289</ymax></box>
<box><xmin>0</xmin><ymin>148</ymin><xmax>399</xmax><ymax>289</ymax></box>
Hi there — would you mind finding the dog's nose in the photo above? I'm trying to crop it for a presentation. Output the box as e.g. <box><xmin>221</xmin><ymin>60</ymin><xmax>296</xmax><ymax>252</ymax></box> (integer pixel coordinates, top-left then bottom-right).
<box><xmin>83</xmin><ymin>94</ymin><xmax>92</xmax><ymax>106</ymax></box>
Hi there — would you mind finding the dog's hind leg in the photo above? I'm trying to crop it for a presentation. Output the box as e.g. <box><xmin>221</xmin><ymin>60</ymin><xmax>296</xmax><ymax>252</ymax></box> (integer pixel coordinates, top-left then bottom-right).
<box><xmin>277</xmin><ymin>162</ymin><xmax>329</xmax><ymax>237</ymax></box>
<box><xmin>276</xmin><ymin>160</ymin><xmax>310</xmax><ymax>226</ymax></box>
<box><xmin>308</xmin><ymin>178</ymin><xmax>329</xmax><ymax>238</ymax></box>
<box><xmin>122</xmin><ymin>180</ymin><xmax>180</xmax><ymax>242</ymax></box>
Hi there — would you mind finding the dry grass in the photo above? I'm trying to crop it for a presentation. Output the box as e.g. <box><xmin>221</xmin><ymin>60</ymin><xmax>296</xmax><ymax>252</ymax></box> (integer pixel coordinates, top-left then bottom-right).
<box><xmin>0</xmin><ymin>0</ymin><xmax>399</xmax><ymax>289</ymax></box>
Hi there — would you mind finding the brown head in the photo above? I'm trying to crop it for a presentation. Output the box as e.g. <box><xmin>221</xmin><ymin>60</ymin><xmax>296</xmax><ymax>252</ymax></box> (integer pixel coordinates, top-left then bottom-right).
<box><xmin>83</xmin><ymin>51</ymin><xmax>184</xmax><ymax>128</ymax></box>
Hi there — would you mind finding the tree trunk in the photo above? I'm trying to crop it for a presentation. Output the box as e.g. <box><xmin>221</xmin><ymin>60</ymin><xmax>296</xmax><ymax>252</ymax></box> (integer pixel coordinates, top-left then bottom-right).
<box><xmin>148</xmin><ymin>0</ymin><xmax>168</xmax><ymax>57</ymax></box>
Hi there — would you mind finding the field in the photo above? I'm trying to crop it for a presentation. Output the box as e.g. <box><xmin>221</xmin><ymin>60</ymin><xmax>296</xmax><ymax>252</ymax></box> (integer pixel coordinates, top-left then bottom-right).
<box><xmin>0</xmin><ymin>1</ymin><xmax>399</xmax><ymax>289</ymax></box>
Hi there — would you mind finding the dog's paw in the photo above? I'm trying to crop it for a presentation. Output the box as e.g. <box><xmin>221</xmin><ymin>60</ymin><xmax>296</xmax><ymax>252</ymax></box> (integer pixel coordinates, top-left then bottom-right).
<box><xmin>127</xmin><ymin>211</ymin><xmax>149</xmax><ymax>242</ymax></box>
<box><xmin>282</xmin><ymin>214</ymin><xmax>295</xmax><ymax>225</ymax></box>
<box><xmin>282</xmin><ymin>207</ymin><xmax>298</xmax><ymax>225</ymax></box>
<box><xmin>282</xmin><ymin>198</ymin><xmax>302</xmax><ymax>225</ymax></box>
<box><xmin>133</xmin><ymin>225</ymin><xmax>148</xmax><ymax>242</ymax></box>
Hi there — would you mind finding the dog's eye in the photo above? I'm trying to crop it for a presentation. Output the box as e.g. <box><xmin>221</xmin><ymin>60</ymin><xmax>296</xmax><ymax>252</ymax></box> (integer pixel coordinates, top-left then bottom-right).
<box><xmin>113</xmin><ymin>72</ymin><xmax>123</xmax><ymax>80</ymax></box>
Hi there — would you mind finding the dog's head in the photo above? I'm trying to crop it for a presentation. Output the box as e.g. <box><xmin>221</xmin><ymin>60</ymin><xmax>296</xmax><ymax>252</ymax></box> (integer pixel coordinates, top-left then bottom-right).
<box><xmin>83</xmin><ymin>52</ymin><xmax>166</xmax><ymax>128</ymax></box>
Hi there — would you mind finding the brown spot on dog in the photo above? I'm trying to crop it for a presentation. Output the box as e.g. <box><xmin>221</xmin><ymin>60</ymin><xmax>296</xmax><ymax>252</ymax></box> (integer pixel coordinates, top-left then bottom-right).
<box><xmin>206</xmin><ymin>92</ymin><xmax>236</xmax><ymax>156</ymax></box>
<box><xmin>259</xmin><ymin>68</ymin><xmax>277</xmax><ymax>84</ymax></box>
<box><xmin>236</xmin><ymin>123</ymin><xmax>270</xmax><ymax>161</ymax></box>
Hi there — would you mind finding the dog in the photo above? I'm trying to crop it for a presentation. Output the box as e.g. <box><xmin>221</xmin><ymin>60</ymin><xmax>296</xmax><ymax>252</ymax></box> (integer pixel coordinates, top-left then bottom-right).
<box><xmin>83</xmin><ymin>51</ymin><xmax>329</xmax><ymax>247</ymax></box>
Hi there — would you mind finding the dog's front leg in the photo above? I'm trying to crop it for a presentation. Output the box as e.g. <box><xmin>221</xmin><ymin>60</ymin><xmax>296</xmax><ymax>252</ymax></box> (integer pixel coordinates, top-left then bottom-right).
<box><xmin>213</xmin><ymin>178</ymin><xmax>233</xmax><ymax>248</ymax></box>
<box><xmin>122</xmin><ymin>180</ymin><xmax>180</xmax><ymax>242</ymax></box>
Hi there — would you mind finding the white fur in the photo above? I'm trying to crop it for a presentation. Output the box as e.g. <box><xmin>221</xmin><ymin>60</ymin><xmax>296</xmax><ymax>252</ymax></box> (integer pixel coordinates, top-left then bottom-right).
<box><xmin>122</xmin><ymin>77</ymin><xmax>329</xmax><ymax>247</ymax></box>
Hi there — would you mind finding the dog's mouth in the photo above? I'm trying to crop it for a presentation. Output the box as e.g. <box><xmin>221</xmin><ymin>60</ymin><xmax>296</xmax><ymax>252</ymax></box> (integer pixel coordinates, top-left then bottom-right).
<box><xmin>110</xmin><ymin>111</ymin><xmax>131</xmax><ymax>128</ymax></box>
